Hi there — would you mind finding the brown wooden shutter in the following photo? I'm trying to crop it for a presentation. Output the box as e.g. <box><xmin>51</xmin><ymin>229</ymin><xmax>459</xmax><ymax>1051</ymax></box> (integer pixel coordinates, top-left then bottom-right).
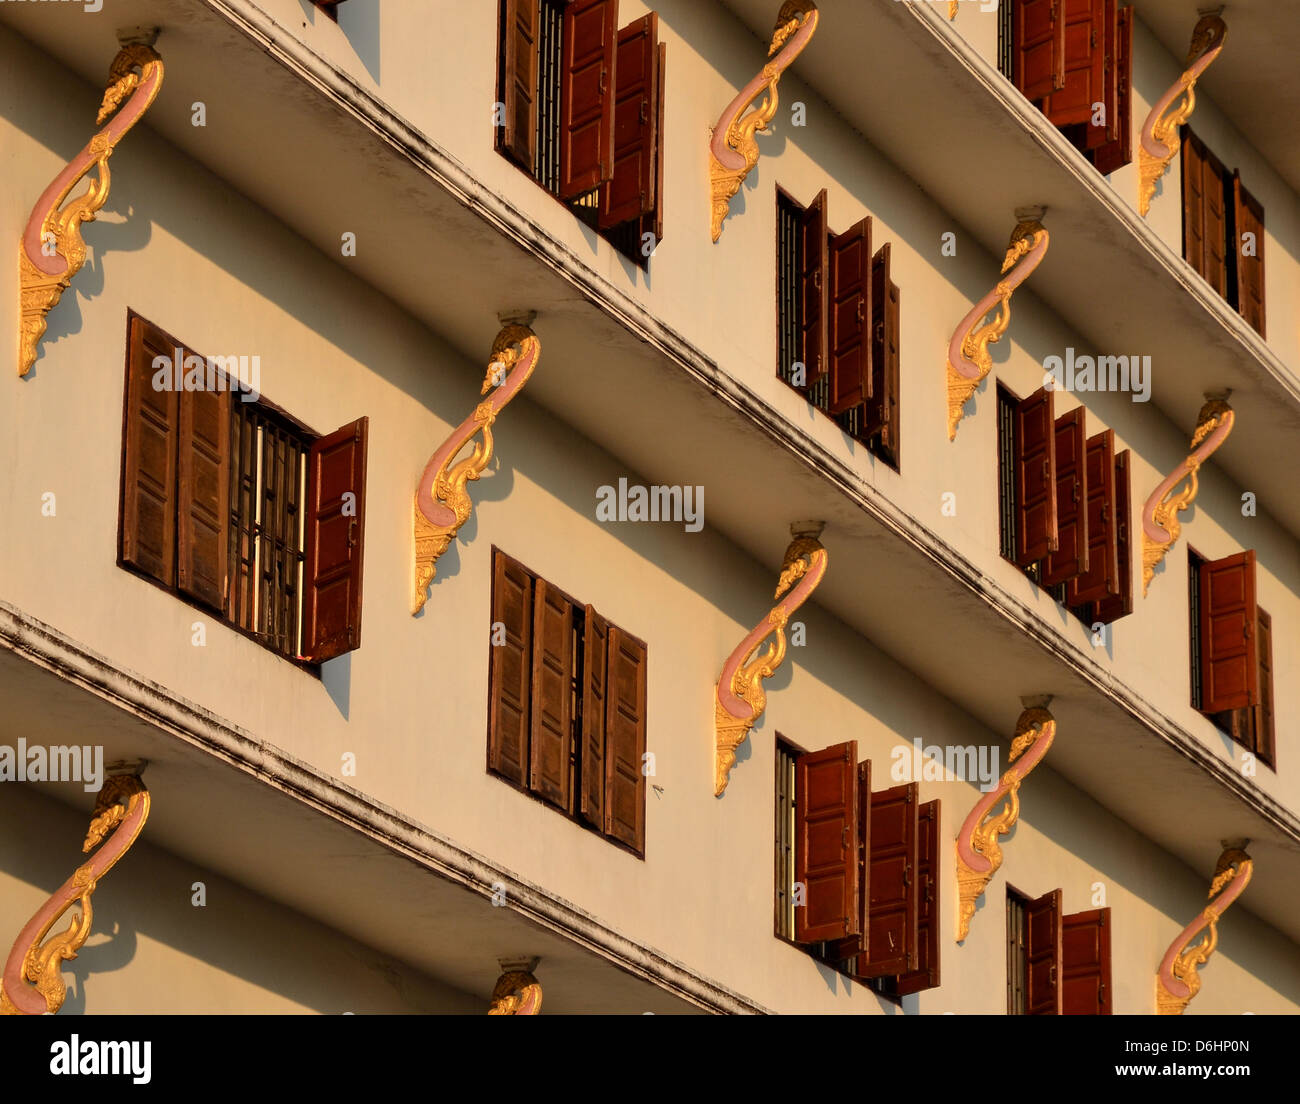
<box><xmin>1026</xmin><ymin>888</ymin><xmax>1063</xmax><ymax>1015</ymax></box>
<box><xmin>559</xmin><ymin>0</ymin><xmax>618</xmax><ymax>200</ymax></box>
<box><xmin>1069</xmin><ymin>430</ymin><xmax>1118</xmax><ymax>606</ymax></box>
<box><xmin>500</xmin><ymin>0</ymin><xmax>540</xmax><ymax>172</ymax></box>
<box><xmin>1183</xmin><ymin>128</ymin><xmax>1228</xmax><ymax>296</ymax></box>
<box><xmin>604</xmin><ymin>626</ymin><xmax>646</xmax><ymax>852</ymax></box>
<box><xmin>121</xmin><ymin>316</ymin><xmax>179</xmax><ymax>586</ymax></box>
<box><xmin>1232</xmin><ymin>172</ymin><xmax>1266</xmax><ymax>337</ymax></box>
<box><xmin>1017</xmin><ymin>0</ymin><xmax>1066</xmax><ymax>101</ymax></box>
<box><xmin>1043</xmin><ymin>407</ymin><xmax>1089</xmax><ymax>586</ymax></box>
<box><xmin>1093</xmin><ymin>449</ymin><xmax>1132</xmax><ymax>624</ymax></box>
<box><xmin>489</xmin><ymin>550</ymin><xmax>533</xmax><ymax>786</ymax></box>
<box><xmin>643</xmin><ymin>42</ymin><xmax>667</xmax><ymax>250</ymax></box>
<box><xmin>302</xmin><ymin>417</ymin><xmax>368</xmax><ymax>663</ymax></box>
<box><xmin>831</xmin><ymin>760</ymin><xmax>872</xmax><ymax>967</ymax></box>
<box><xmin>799</xmin><ymin>190</ymin><xmax>829</xmax><ymax>389</ymax></box>
<box><xmin>579</xmin><ymin>605</ymin><xmax>608</xmax><ymax>827</ymax></box>
<box><xmin>887</xmin><ymin>799</ymin><xmax>940</xmax><ymax>996</ymax></box>
<box><xmin>1086</xmin><ymin>0</ymin><xmax>1119</xmax><ymax>149</ymax></box>
<box><xmin>598</xmin><ymin>13</ymin><xmax>658</xmax><ymax>229</ymax></box>
<box><xmin>1199</xmin><ymin>549</ymin><xmax>1260</xmax><ymax>714</ymax></box>
<box><xmin>176</xmin><ymin>383</ymin><xmax>230</xmax><ymax>613</ymax></box>
<box><xmin>793</xmin><ymin>742</ymin><xmax>859</xmax><ymax>944</ymax></box>
<box><xmin>1062</xmin><ymin>907</ymin><xmax>1112</xmax><ymax>1014</ymax></box>
<box><xmin>1255</xmin><ymin>609</ymin><xmax>1275</xmax><ymax>767</ymax></box>
<box><xmin>862</xmin><ymin>243</ymin><xmax>900</xmax><ymax>465</ymax></box>
<box><xmin>1090</xmin><ymin>5</ymin><xmax>1132</xmax><ymax>174</ymax></box>
<box><xmin>529</xmin><ymin>578</ymin><xmax>576</xmax><ymax>810</ymax></box>
<box><xmin>1042</xmin><ymin>0</ymin><xmax>1106</xmax><ymax>129</ymax></box>
<box><xmin>859</xmin><ymin>781</ymin><xmax>919</xmax><ymax>977</ymax></box>
<box><xmin>1014</xmin><ymin>387</ymin><xmax>1058</xmax><ymax>567</ymax></box>
<box><xmin>829</xmin><ymin>217</ymin><xmax>872</xmax><ymax>415</ymax></box>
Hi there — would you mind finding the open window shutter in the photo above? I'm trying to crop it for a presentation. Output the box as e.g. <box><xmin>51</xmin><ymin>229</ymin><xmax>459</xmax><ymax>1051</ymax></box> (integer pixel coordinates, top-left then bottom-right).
<box><xmin>121</xmin><ymin>317</ymin><xmax>180</xmax><ymax>586</ymax></box>
<box><xmin>1042</xmin><ymin>0</ymin><xmax>1106</xmax><ymax>128</ymax></box>
<box><xmin>1093</xmin><ymin>449</ymin><xmax>1132</xmax><ymax>623</ymax></box>
<box><xmin>1199</xmin><ymin>549</ymin><xmax>1260</xmax><ymax>714</ymax></box>
<box><xmin>794</xmin><ymin>742</ymin><xmax>859</xmax><ymax>944</ymax></box>
<box><xmin>1014</xmin><ymin>387</ymin><xmax>1058</xmax><ymax>567</ymax></box>
<box><xmin>1182</xmin><ymin>129</ymin><xmax>1209</xmax><ymax>277</ymax></box>
<box><xmin>598</xmin><ymin>13</ymin><xmax>658</xmax><ymax>229</ymax></box>
<box><xmin>302</xmin><ymin>417</ymin><xmax>368</xmax><ymax>663</ymax></box>
<box><xmin>1084</xmin><ymin>0</ymin><xmax>1119</xmax><ymax>149</ymax></box>
<box><xmin>604</xmin><ymin>626</ymin><xmax>647</xmax><ymax>852</ymax></box>
<box><xmin>860</xmin><ymin>781</ymin><xmax>919</xmax><ymax>977</ymax></box>
<box><xmin>1233</xmin><ymin>172</ymin><xmax>1266</xmax><ymax>337</ymax></box>
<box><xmin>828</xmin><ymin>217</ymin><xmax>872</xmax><ymax>415</ymax></box>
<box><xmin>862</xmin><ymin>243</ymin><xmax>901</xmax><ymax>464</ymax></box>
<box><xmin>1017</xmin><ymin>0</ymin><xmax>1066</xmax><ymax>101</ymax></box>
<box><xmin>559</xmin><ymin>0</ymin><xmax>618</xmax><ymax>200</ymax></box>
<box><xmin>489</xmin><ymin>551</ymin><xmax>533</xmax><ymax>786</ymax></box>
<box><xmin>176</xmin><ymin>382</ymin><xmax>230</xmax><ymax>613</ymax></box>
<box><xmin>1062</xmin><ymin>907</ymin><xmax>1112</xmax><ymax>1014</ymax></box>
<box><xmin>799</xmin><ymin>190</ymin><xmax>830</xmax><ymax>389</ymax></box>
<box><xmin>579</xmin><ymin>605</ymin><xmax>608</xmax><ymax>828</ymax></box>
<box><xmin>887</xmin><ymin>799</ymin><xmax>940</xmax><ymax>996</ymax></box>
<box><xmin>1026</xmin><ymin>888</ymin><xmax>1063</xmax><ymax>1015</ymax></box>
<box><xmin>1091</xmin><ymin>6</ymin><xmax>1132</xmax><ymax>174</ymax></box>
<box><xmin>1042</xmin><ymin>407</ymin><xmax>1089</xmax><ymax>586</ymax></box>
<box><xmin>642</xmin><ymin>42</ymin><xmax>667</xmax><ymax>250</ymax></box>
<box><xmin>831</xmin><ymin>761</ymin><xmax>872</xmax><ymax>968</ymax></box>
<box><xmin>1255</xmin><ymin>610</ymin><xmax>1275</xmax><ymax>766</ymax></box>
<box><xmin>1203</xmin><ymin>144</ymin><xmax>1229</xmax><ymax>298</ymax></box>
<box><xmin>500</xmin><ymin>0</ymin><xmax>540</xmax><ymax>171</ymax></box>
<box><xmin>529</xmin><ymin>579</ymin><xmax>576</xmax><ymax>810</ymax></box>
<box><xmin>1069</xmin><ymin>430</ymin><xmax>1118</xmax><ymax>606</ymax></box>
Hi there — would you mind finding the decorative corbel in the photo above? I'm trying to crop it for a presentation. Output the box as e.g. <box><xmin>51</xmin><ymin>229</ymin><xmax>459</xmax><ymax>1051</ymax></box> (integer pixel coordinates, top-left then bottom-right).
<box><xmin>954</xmin><ymin>701</ymin><xmax>1055</xmax><ymax>942</ymax></box>
<box><xmin>18</xmin><ymin>39</ymin><xmax>164</xmax><ymax>376</ymax></box>
<box><xmin>413</xmin><ymin>319</ymin><xmax>541</xmax><ymax>613</ymax></box>
<box><xmin>1</xmin><ymin>770</ymin><xmax>150</xmax><ymax>1016</ymax></box>
<box><xmin>948</xmin><ymin>1</ymin><xmax>958</xmax><ymax>18</ymax></box>
<box><xmin>1140</xmin><ymin>395</ymin><xmax>1234</xmax><ymax>596</ymax></box>
<box><xmin>488</xmin><ymin>957</ymin><xmax>543</xmax><ymax>1016</ymax></box>
<box><xmin>714</xmin><ymin>523</ymin><xmax>828</xmax><ymax>796</ymax></box>
<box><xmin>946</xmin><ymin>211</ymin><xmax>1049</xmax><ymax>440</ymax></box>
<box><xmin>1138</xmin><ymin>13</ymin><xmax>1227</xmax><ymax>218</ymax></box>
<box><xmin>708</xmin><ymin>1</ymin><xmax>819</xmax><ymax>243</ymax></box>
<box><xmin>1156</xmin><ymin>845</ymin><xmax>1252</xmax><ymax>1015</ymax></box>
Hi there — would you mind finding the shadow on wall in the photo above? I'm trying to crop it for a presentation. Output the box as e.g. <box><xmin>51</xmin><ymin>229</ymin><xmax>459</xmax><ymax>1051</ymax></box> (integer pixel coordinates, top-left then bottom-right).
<box><xmin>297</xmin><ymin>0</ymin><xmax>382</xmax><ymax>84</ymax></box>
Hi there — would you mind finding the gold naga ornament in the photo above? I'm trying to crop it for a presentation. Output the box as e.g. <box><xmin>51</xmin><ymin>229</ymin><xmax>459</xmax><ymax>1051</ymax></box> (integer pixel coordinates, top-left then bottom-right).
<box><xmin>1</xmin><ymin>775</ymin><xmax>150</xmax><ymax>1016</ymax></box>
<box><xmin>714</xmin><ymin>528</ymin><xmax>828</xmax><ymax>796</ymax></box>
<box><xmin>708</xmin><ymin>1</ymin><xmax>819</xmax><ymax>243</ymax></box>
<box><xmin>946</xmin><ymin>214</ymin><xmax>1049</xmax><ymax>441</ymax></box>
<box><xmin>18</xmin><ymin>43</ymin><xmax>164</xmax><ymax>376</ymax></box>
<box><xmin>488</xmin><ymin>969</ymin><xmax>543</xmax><ymax>1016</ymax></box>
<box><xmin>954</xmin><ymin>705</ymin><xmax>1055</xmax><ymax>941</ymax></box>
<box><xmin>412</xmin><ymin>323</ymin><xmax>541</xmax><ymax>613</ymax></box>
<box><xmin>1139</xmin><ymin>397</ymin><xmax>1234</xmax><ymax>595</ymax></box>
<box><xmin>1137</xmin><ymin>15</ymin><xmax>1227</xmax><ymax>218</ymax></box>
<box><xmin>1156</xmin><ymin>846</ymin><xmax>1252</xmax><ymax>1015</ymax></box>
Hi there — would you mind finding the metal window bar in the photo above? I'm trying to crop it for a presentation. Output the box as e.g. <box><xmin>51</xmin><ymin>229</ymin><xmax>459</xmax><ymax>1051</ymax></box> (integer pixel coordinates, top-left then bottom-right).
<box><xmin>777</xmin><ymin>194</ymin><xmax>801</xmax><ymax>391</ymax></box>
<box><xmin>775</xmin><ymin>742</ymin><xmax>797</xmax><ymax>940</ymax></box>
<box><xmin>1188</xmin><ymin>551</ymin><xmax>1203</xmax><ymax>709</ymax></box>
<box><xmin>997</xmin><ymin>389</ymin><xmax>1018</xmax><ymax>563</ymax></box>
<box><xmin>536</xmin><ymin>0</ymin><xmax>564</xmax><ymax>194</ymax></box>
<box><xmin>1007</xmin><ymin>891</ymin><xmax>1028</xmax><ymax>1014</ymax></box>
<box><xmin>997</xmin><ymin>0</ymin><xmax>1015</xmax><ymax>83</ymax></box>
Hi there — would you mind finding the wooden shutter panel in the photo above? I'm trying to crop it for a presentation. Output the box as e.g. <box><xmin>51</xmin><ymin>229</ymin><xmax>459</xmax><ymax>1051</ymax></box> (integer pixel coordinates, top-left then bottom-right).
<box><xmin>1199</xmin><ymin>549</ymin><xmax>1260</xmax><ymax>714</ymax></box>
<box><xmin>799</xmin><ymin>190</ymin><xmax>830</xmax><ymax>389</ymax></box>
<box><xmin>1042</xmin><ymin>407</ymin><xmax>1089</xmax><ymax>586</ymax></box>
<box><xmin>794</xmin><ymin>742</ymin><xmax>859</xmax><ymax>944</ymax></box>
<box><xmin>500</xmin><ymin>0</ymin><xmax>540</xmax><ymax>172</ymax></box>
<box><xmin>579</xmin><ymin>605</ymin><xmax>608</xmax><ymax>827</ymax></box>
<box><xmin>1014</xmin><ymin>387</ymin><xmax>1058</xmax><ymax>567</ymax></box>
<box><xmin>598</xmin><ymin>13</ymin><xmax>658</xmax><ymax>229</ymax></box>
<box><xmin>1026</xmin><ymin>888</ymin><xmax>1063</xmax><ymax>1015</ymax></box>
<box><xmin>1203</xmin><ymin>144</ymin><xmax>1229</xmax><ymax>298</ymax></box>
<box><xmin>1233</xmin><ymin>172</ymin><xmax>1266</xmax><ymax>337</ymax></box>
<box><xmin>559</xmin><ymin>0</ymin><xmax>618</xmax><ymax>200</ymax></box>
<box><xmin>1017</xmin><ymin>0</ymin><xmax>1066</xmax><ymax>102</ymax></box>
<box><xmin>604</xmin><ymin>626</ymin><xmax>646</xmax><ymax>852</ymax></box>
<box><xmin>862</xmin><ymin>243</ymin><xmax>900</xmax><ymax>464</ymax></box>
<box><xmin>121</xmin><ymin>316</ymin><xmax>179</xmax><ymax>586</ymax></box>
<box><xmin>859</xmin><ymin>782</ymin><xmax>919</xmax><ymax>977</ymax></box>
<box><xmin>529</xmin><ymin>579</ymin><xmax>576</xmax><ymax>810</ymax></box>
<box><xmin>887</xmin><ymin>799</ymin><xmax>940</xmax><ymax>996</ymax></box>
<box><xmin>176</xmin><ymin>383</ymin><xmax>230</xmax><ymax>612</ymax></box>
<box><xmin>1069</xmin><ymin>430</ymin><xmax>1118</xmax><ymax>606</ymax></box>
<box><xmin>1042</xmin><ymin>0</ymin><xmax>1106</xmax><ymax>128</ymax></box>
<box><xmin>1062</xmin><ymin>907</ymin><xmax>1112</xmax><ymax>1014</ymax></box>
<box><xmin>831</xmin><ymin>761</ymin><xmax>872</xmax><ymax>967</ymax></box>
<box><xmin>829</xmin><ymin>217</ymin><xmax>872</xmax><ymax>415</ymax></box>
<box><xmin>1091</xmin><ymin>5</ymin><xmax>1132</xmax><ymax>174</ymax></box>
<box><xmin>1255</xmin><ymin>609</ymin><xmax>1275</xmax><ymax>766</ymax></box>
<box><xmin>489</xmin><ymin>551</ymin><xmax>533</xmax><ymax>786</ymax></box>
<box><xmin>302</xmin><ymin>417</ymin><xmax>368</xmax><ymax>662</ymax></box>
<box><xmin>642</xmin><ymin>42</ymin><xmax>667</xmax><ymax>251</ymax></box>
<box><xmin>1182</xmin><ymin>128</ymin><xmax>1208</xmax><ymax>277</ymax></box>
<box><xmin>1085</xmin><ymin>0</ymin><xmax>1119</xmax><ymax>149</ymax></box>
<box><xmin>1093</xmin><ymin>449</ymin><xmax>1132</xmax><ymax>623</ymax></box>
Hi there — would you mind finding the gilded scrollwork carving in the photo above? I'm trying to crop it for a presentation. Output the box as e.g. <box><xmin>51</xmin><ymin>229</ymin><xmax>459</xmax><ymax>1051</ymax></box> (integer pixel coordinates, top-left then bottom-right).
<box><xmin>708</xmin><ymin>1</ymin><xmax>819</xmax><ymax>243</ymax></box>
<box><xmin>946</xmin><ymin>217</ymin><xmax>1049</xmax><ymax>440</ymax></box>
<box><xmin>954</xmin><ymin>706</ymin><xmax>1055</xmax><ymax>941</ymax></box>
<box><xmin>1156</xmin><ymin>847</ymin><xmax>1252</xmax><ymax>1015</ymax></box>
<box><xmin>1</xmin><ymin>775</ymin><xmax>150</xmax><ymax>1016</ymax></box>
<box><xmin>413</xmin><ymin>324</ymin><xmax>541</xmax><ymax>613</ymax></box>
<box><xmin>714</xmin><ymin>531</ymin><xmax>828</xmax><ymax>796</ymax></box>
<box><xmin>1138</xmin><ymin>15</ymin><xmax>1227</xmax><ymax>218</ymax></box>
<box><xmin>18</xmin><ymin>44</ymin><xmax>164</xmax><ymax>376</ymax></box>
<box><xmin>488</xmin><ymin>970</ymin><xmax>543</xmax><ymax>1015</ymax></box>
<box><xmin>1140</xmin><ymin>398</ymin><xmax>1233</xmax><ymax>596</ymax></box>
<box><xmin>948</xmin><ymin>1</ymin><xmax>958</xmax><ymax>18</ymax></box>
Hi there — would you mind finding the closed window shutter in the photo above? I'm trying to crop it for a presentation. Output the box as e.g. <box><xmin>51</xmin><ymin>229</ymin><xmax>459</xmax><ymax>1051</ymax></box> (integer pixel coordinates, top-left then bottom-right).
<box><xmin>793</xmin><ymin>742</ymin><xmax>860</xmax><ymax>944</ymax></box>
<box><xmin>1016</xmin><ymin>0</ymin><xmax>1066</xmax><ymax>102</ymax></box>
<box><xmin>579</xmin><ymin>604</ymin><xmax>609</xmax><ymax>828</ymax></box>
<box><xmin>121</xmin><ymin>316</ymin><xmax>179</xmax><ymax>586</ymax></box>
<box><xmin>1091</xmin><ymin>5</ymin><xmax>1132</xmax><ymax>174</ymax></box>
<box><xmin>859</xmin><ymin>781</ymin><xmax>919</xmax><ymax>977</ymax></box>
<box><xmin>1203</xmin><ymin>143</ymin><xmax>1229</xmax><ymax>298</ymax></box>
<box><xmin>1182</xmin><ymin>128</ymin><xmax>1208</xmax><ymax>277</ymax></box>
<box><xmin>177</xmin><ymin>382</ymin><xmax>230</xmax><ymax>613</ymax></box>
<box><xmin>887</xmin><ymin>798</ymin><xmax>941</xmax><ymax>996</ymax></box>
<box><xmin>1069</xmin><ymin>429</ymin><xmax>1118</xmax><ymax>606</ymax></box>
<box><xmin>529</xmin><ymin>579</ymin><xmax>576</xmax><ymax>810</ymax></box>
<box><xmin>1255</xmin><ymin>610</ymin><xmax>1275</xmax><ymax>767</ymax></box>
<box><xmin>1014</xmin><ymin>387</ymin><xmax>1059</xmax><ymax>567</ymax></box>
<box><xmin>1199</xmin><ymin>549</ymin><xmax>1260</xmax><ymax>714</ymax></box>
<box><xmin>1232</xmin><ymin>172</ymin><xmax>1266</xmax><ymax>337</ymax></box>
<box><xmin>598</xmin><ymin>13</ymin><xmax>658</xmax><ymax>229</ymax></box>
<box><xmin>1041</xmin><ymin>0</ymin><xmax>1106</xmax><ymax>128</ymax></box>
<box><xmin>559</xmin><ymin>0</ymin><xmax>618</xmax><ymax>200</ymax></box>
<box><xmin>1084</xmin><ymin>0</ymin><xmax>1118</xmax><ymax>149</ymax></box>
<box><xmin>1026</xmin><ymin>887</ymin><xmax>1063</xmax><ymax>1015</ymax></box>
<box><xmin>828</xmin><ymin>217</ymin><xmax>873</xmax><ymax>416</ymax></box>
<box><xmin>799</xmin><ymin>190</ymin><xmax>830</xmax><ymax>389</ymax></box>
<box><xmin>831</xmin><ymin>760</ymin><xmax>872</xmax><ymax>967</ymax></box>
<box><xmin>489</xmin><ymin>551</ymin><xmax>534</xmax><ymax>786</ymax></box>
<box><xmin>500</xmin><ymin>0</ymin><xmax>540</xmax><ymax>172</ymax></box>
<box><xmin>604</xmin><ymin>626</ymin><xmax>646</xmax><ymax>852</ymax></box>
<box><xmin>640</xmin><ymin>42</ymin><xmax>667</xmax><ymax>251</ymax></box>
<box><xmin>1042</xmin><ymin>407</ymin><xmax>1089</xmax><ymax>585</ymax></box>
<box><xmin>1062</xmin><ymin>907</ymin><xmax>1112</xmax><ymax>1014</ymax></box>
<box><xmin>302</xmin><ymin>417</ymin><xmax>368</xmax><ymax>663</ymax></box>
<box><xmin>862</xmin><ymin>243</ymin><xmax>901</xmax><ymax>466</ymax></box>
<box><xmin>1093</xmin><ymin>449</ymin><xmax>1132</xmax><ymax>623</ymax></box>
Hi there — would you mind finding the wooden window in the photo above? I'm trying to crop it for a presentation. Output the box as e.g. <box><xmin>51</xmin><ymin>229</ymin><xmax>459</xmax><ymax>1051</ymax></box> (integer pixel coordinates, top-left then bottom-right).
<box><xmin>1040</xmin><ymin>0</ymin><xmax>1108</xmax><ymax>131</ymax></box>
<box><xmin>828</xmin><ymin>218</ymin><xmax>872</xmax><ymax>416</ymax></box>
<box><xmin>1015</xmin><ymin>0</ymin><xmax>1065</xmax><ymax>102</ymax></box>
<box><xmin>860</xmin><ymin>782</ymin><xmax>919</xmax><ymax>978</ymax></box>
<box><xmin>862</xmin><ymin>243</ymin><xmax>901</xmax><ymax>468</ymax></box>
<box><xmin>799</xmin><ymin>190</ymin><xmax>830</xmax><ymax>394</ymax></box>
<box><xmin>499</xmin><ymin>0</ymin><xmax>541</xmax><ymax>173</ymax></box>
<box><xmin>1007</xmin><ymin>887</ymin><xmax>1030</xmax><ymax>1014</ymax></box>
<box><xmin>1230</xmin><ymin>171</ymin><xmax>1266</xmax><ymax>336</ymax></box>
<box><xmin>830</xmin><ymin>761</ymin><xmax>872</xmax><ymax>968</ymax></box>
<box><xmin>1013</xmin><ymin>386</ymin><xmax>1058</xmax><ymax>568</ymax></box>
<box><xmin>1062</xmin><ymin>907</ymin><xmax>1112</xmax><ymax>1014</ymax></box>
<box><xmin>1025</xmin><ymin>888</ymin><xmax>1063</xmax><ymax>1015</ymax></box>
<box><xmin>1091</xmin><ymin>5</ymin><xmax>1132</xmax><ymax>174</ymax></box>
<box><xmin>1011</xmin><ymin>890</ymin><xmax>1112</xmax><ymax>1015</ymax></box>
<box><xmin>884</xmin><ymin>799</ymin><xmax>940</xmax><ymax>997</ymax></box>
<box><xmin>1182</xmin><ymin>127</ymin><xmax>1229</xmax><ymax>299</ymax></box>
<box><xmin>775</xmin><ymin>739</ymin><xmax>799</xmax><ymax>941</ymax></box>
<box><xmin>793</xmin><ymin>742</ymin><xmax>860</xmax><ymax>944</ymax></box>
<box><xmin>487</xmin><ymin>548</ymin><xmax>647</xmax><ymax>854</ymax></box>
<box><xmin>1042</xmin><ymin>406</ymin><xmax>1088</xmax><ymax>586</ymax></box>
<box><xmin>1092</xmin><ymin>448</ymin><xmax>1132</xmax><ymax>624</ymax></box>
<box><xmin>1068</xmin><ymin>429</ymin><xmax>1117</xmax><ymax>606</ymax></box>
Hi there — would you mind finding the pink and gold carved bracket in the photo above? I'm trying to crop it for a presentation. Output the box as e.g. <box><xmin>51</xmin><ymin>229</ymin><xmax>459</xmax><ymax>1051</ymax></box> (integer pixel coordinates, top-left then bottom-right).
<box><xmin>709</xmin><ymin>1</ymin><xmax>819</xmax><ymax>243</ymax></box>
<box><xmin>1138</xmin><ymin>15</ymin><xmax>1227</xmax><ymax>218</ymax></box>
<box><xmin>1156</xmin><ymin>847</ymin><xmax>1252</xmax><ymax>1015</ymax></box>
<box><xmin>488</xmin><ymin>970</ymin><xmax>543</xmax><ymax>1015</ymax></box>
<box><xmin>413</xmin><ymin>324</ymin><xmax>541</xmax><ymax>613</ymax></box>
<box><xmin>955</xmin><ymin>706</ymin><xmax>1055</xmax><ymax>941</ymax></box>
<box><xmin>946</xmin><ymin>216</ymin><xmax>1049</xmax><ymax>440</ymax></box>
<box><xmin>18</xmin><ymin>44</ymin><xmax>164</xmax><ymax>376</ymax></box>
<box><xmin>1140</xmin><ymin>398</ymin><xmax>1233</xmax><ymax>595</ymax></box>
<box><xmin>1</xmin><ymin>775</ymin><xmax>150</xmax><ymax>1016</ymax></box>
<box><xmin>714</xmin><ymin>531</ymin><xmax>827</xmax><ymax>795</ymax></box>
